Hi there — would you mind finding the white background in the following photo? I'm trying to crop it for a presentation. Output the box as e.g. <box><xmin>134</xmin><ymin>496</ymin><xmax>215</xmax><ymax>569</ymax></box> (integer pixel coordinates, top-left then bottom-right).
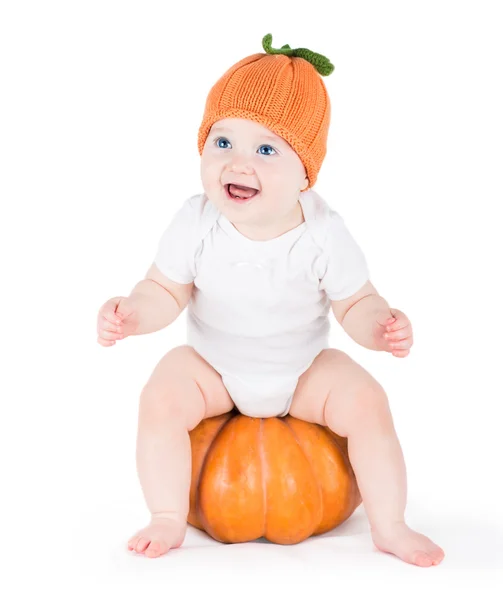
<box><xmin>1</xmin><ymin>1</ymin><xmax>502</xmax><ymax>598</ymax></box>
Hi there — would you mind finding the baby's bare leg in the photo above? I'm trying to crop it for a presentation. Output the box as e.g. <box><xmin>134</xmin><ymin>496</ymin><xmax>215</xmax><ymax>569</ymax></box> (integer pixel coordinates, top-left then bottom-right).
<box><xmin>127</xmin><ymin>345</ymin><xmax>234</xmax><ymax>558</ymax></box>
<box><xmin>289</xmin><ymin>349</ymin><xmax>445</xmax><ymax>568</ymax></box>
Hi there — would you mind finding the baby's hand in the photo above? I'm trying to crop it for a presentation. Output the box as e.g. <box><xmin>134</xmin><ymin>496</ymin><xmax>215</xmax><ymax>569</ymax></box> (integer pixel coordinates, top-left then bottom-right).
<box><xmin>96</xmin><ymin>296</ymin><xmax>139</xmax><ymax>347</ymax></box>
<box><xmin>373</xmin><ymin>309</ymin><xmax>413</xmax><ymax>358</ymax></box>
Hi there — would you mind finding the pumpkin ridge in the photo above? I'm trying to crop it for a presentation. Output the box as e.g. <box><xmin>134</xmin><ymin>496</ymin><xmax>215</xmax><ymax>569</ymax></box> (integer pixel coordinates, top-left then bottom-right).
<box><xmin>195</xmin><ymin>412</ymin><xmax>235</xmax><ymax>527</ymax></box>
<box><xmin>258</xmin><ymin>418</ymin><xmax>267</xmax><ymax>539</ymax></box>
<box><xmin>324</xmin><ymin>427</ymin><xmax>347</xmax><ymax>455</ymax></box>
<box><xmin>323</xmin><ymin>427</ymin><xmax>361</xmax><ymax>509</ymax></box>
<box><xmin>282</xmin><ymin>417</ymin><xmax>324</xmax><ymax>530</ymax></box>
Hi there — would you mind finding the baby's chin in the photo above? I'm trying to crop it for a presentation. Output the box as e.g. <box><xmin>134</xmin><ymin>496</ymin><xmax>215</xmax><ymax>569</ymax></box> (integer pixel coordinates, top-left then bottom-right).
<box><xmin>220</xmin><ymin>202</ymin><xmax>260</xmax><ymax>224</ymax></box>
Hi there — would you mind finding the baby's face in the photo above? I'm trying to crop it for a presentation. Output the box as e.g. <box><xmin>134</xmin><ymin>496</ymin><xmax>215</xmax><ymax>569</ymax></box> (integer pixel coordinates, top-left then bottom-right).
<box><xmin>200</xmin><ymin>118</ymin><xmax>308</xmax><ymax>231</ymax></box>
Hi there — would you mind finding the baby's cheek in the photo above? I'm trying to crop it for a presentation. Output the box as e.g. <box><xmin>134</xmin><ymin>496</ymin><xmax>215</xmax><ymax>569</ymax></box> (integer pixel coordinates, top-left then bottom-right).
<box><xmin>200</xmin><ymin>169</ymin><xmax>219</xmax><ymax>193</ymax></box>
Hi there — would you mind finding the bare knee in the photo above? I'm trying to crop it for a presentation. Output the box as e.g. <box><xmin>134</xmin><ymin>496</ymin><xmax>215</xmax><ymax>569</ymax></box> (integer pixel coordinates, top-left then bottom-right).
<box><xmin>325</xmin><ymin>380</ymin><xmax>391</xmax><ymax>437</ymax></box>
<box><xmin>139</xmin><ymin>346</ymin><xmax>206</xmax><ymax>430</ymax></box>
<box><xmin>158</xmin><ymin>345</ymin><xmax>199</xmax><ymax>377</ymax></box>
<box><xmin>139</xmin><ymin>377</ymin><xmax>205</xmax><ymax>431</ymax></box>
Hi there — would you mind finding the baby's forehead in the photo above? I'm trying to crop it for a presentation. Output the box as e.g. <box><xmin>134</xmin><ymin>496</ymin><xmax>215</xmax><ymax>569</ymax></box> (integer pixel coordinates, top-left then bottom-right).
<box><xmin>210</xmin><ymin>118</ymin><xmax>284</xmax><ymax>143</ymax></box>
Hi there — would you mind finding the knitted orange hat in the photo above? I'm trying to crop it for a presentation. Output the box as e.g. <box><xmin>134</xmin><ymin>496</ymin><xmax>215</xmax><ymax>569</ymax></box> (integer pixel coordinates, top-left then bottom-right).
<box><xmin>197</xmin><ymin>34</ymin><xmax>334</xmax><ymax>190</ymax></box>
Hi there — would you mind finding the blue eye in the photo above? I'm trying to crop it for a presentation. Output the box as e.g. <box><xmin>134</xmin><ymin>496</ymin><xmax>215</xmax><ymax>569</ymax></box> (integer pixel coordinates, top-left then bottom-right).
<box><xmin>215</xmin><ymin>137</ymin><xmax>231</xmax><ymax>149</ymax></box>
<box><xmin>214</xmin><ymin>137</ymin><xmax>276</xmax><ymax>155</ymax></box>
<box><xmin>258</xmin><ymin>145</ymin><xmax>276</xmax><ymax>156</ymax></box>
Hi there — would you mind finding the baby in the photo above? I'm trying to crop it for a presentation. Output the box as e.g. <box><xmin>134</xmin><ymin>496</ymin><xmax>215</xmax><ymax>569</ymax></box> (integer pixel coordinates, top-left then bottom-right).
<box><xmin>97</xmin><ymin>34</ymin><xmax>444</xmax><ymax>567</ymax></box>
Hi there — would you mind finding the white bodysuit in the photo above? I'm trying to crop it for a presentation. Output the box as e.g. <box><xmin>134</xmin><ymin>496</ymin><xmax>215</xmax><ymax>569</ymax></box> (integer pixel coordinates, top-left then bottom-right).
<box><xmin>153</xmin><ymin>189</ymin><xmax>370</xmax><ymax>418</ymax></box>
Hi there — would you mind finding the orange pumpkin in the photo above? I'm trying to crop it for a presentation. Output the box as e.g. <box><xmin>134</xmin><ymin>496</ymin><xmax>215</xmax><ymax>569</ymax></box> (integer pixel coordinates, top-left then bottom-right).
<box><xmin>188</xmin><ymin>410</ymin><xmax>361</xmax><ymax>544</ymax></box>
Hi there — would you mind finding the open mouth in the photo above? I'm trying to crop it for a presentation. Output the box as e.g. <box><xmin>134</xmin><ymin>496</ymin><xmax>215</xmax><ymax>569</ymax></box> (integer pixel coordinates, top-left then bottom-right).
<box><xmin>225</xmin><ymin>183</ymin><xmax>260</xmax><ymax>203</ymax></box>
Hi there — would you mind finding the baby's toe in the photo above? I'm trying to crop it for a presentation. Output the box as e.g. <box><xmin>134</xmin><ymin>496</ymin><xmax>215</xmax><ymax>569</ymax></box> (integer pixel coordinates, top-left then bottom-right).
<box><xmin>428</xmin><ymin>548</ymin><xmax>445</xmax><ymax>565</ymax></box>
<box><xmin>127</xmin><ymin>536</ymin><xmax>139</xmax><ymax>550</ymax></box>
<box><xmin>134</xmin><ymin>537</ymin><xmax>151</xmax><ymax>553</ymax></box>
<box><xmin>144</xmin><ymin>540</ymin><xmax>166</xmax><ymax>558</ymax></box>
<box><xmin>413</xmin><ymin>551</ymin><xmax>434</xmax><ymax>567</ymax></box>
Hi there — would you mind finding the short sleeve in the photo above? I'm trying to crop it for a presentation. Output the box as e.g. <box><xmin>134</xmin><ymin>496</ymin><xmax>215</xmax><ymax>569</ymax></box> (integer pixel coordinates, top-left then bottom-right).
<box><xmin>153</xmin><ymin>197</ymin><xmax>200</xmax><ymax>284</ymax></box>
<box><xmin>319</xmin><ymin>213</ymin><xmax>370</xmax><ymax>301</ymax></box>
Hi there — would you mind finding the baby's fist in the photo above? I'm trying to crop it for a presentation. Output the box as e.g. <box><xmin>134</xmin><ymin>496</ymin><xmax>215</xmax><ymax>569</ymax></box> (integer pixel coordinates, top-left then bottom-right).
<box><xmin>97</xmin><ymin>296</ymin><xmax>138</xmax><ymax>347</ymax></box>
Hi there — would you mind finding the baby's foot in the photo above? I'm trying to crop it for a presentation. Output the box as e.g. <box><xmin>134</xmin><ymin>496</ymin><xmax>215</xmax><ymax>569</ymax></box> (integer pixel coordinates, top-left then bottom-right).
<box><xmin>127</xmin><ymin>514</ymin><xmax>186</xmax><ymax>558</ymax></box>
<box><xmin>371</xmin><ymin>521</ymin><xmax>445</xmax><ymax>567</ymax></box>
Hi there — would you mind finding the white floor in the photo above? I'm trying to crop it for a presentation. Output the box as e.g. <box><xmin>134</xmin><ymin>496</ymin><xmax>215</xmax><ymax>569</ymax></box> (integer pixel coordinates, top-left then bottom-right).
<box><xmin>17</xmin><ymin>500</ymin><xmax>500</xmax><ymax>600</ymax></box>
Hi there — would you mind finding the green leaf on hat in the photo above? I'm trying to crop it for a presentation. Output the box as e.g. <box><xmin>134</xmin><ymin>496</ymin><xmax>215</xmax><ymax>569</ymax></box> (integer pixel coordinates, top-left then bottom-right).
<box><xmin>262</xmin><ymin>33</ymin><xmax>334</xmax><ymax>76</ymax></box>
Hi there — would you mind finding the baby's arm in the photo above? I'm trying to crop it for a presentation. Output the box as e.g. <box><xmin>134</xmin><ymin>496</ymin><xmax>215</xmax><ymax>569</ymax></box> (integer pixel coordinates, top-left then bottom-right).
<box><xmin>128</xmin><ymin>263</ymin><xmax>193</xmax><ymax>335</ymax></box>
<box><xmin>331</xmin><ymin>280</ymin><xmax>392</xmax><ymax>351</ymax></box>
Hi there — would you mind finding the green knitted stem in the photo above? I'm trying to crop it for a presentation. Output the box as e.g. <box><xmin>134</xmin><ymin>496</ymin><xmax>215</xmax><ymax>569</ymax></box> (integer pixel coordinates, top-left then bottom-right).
<box><xmin>262</xmin><ymin>33</ymin><xmax>334</xmax><ymax>76</ymax></box>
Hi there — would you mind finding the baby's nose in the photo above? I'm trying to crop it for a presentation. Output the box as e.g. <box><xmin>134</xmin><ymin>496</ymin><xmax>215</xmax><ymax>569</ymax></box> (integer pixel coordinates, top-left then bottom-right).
<box><xmin>228</xmin><ymin>158</ymin><xmax>254</xmax><ymax>175</ymax></box>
